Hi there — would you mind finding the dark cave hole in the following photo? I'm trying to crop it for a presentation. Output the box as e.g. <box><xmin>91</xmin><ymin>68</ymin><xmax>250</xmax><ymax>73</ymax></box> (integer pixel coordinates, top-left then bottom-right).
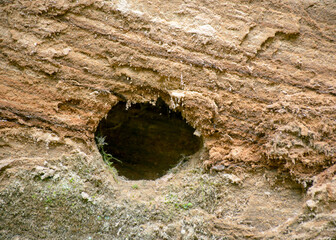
<box><xmin>95</xmin><ymin>99</ymin><xmax>202</xmax><ymax>180</ymax></box>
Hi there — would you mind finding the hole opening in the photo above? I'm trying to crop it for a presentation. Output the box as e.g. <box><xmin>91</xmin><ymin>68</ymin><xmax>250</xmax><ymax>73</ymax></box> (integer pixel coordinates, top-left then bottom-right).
<box><xmin>95</xmin><ymin>99</ymin><xmax>202</xmax><ymax>180</ymax></box>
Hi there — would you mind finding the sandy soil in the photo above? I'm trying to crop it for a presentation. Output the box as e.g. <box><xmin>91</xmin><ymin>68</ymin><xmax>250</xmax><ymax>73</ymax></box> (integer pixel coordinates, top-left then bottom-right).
<box><xmin>0</xmin><ymin>0</ymin><xmax>336</xmax><ymax>239</ymax></box>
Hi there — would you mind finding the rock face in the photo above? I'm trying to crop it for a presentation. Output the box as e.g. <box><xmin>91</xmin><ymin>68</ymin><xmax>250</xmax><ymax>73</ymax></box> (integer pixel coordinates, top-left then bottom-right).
<box><xmin>0</xmin><ymin>0</ymin><xmax>336</xmax><ymax>239</ymax></box>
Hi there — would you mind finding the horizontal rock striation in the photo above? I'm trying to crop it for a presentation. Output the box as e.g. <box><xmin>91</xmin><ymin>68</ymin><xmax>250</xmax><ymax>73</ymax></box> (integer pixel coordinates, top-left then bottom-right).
<box><xmin>0</xmin><ymin>0</ymin><xmax>335</xmax><ymax>182</ymax></box>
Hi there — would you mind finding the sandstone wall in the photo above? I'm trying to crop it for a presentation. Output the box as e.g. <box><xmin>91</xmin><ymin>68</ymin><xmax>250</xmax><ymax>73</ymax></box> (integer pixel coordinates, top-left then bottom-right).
<box><xmin>1</xmin><ymin>1</ymin><xmax>336</xmax><ymax>239</ymax></box>
<box><xmin>1</xmin><ymin>0</ymin><xmax>335</xmax><ymax>182</ymax></box>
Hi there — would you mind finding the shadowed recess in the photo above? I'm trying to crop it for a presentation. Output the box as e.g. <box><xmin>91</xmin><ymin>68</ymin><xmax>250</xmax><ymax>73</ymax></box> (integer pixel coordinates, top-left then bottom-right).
<box><xmin>95</xmin><ymin>99</ymin><xmax>202</xmax><ymax>180</ymax></box>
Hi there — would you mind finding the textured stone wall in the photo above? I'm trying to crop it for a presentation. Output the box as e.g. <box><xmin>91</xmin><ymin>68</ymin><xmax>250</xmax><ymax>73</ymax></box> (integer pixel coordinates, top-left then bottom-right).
<box><xmin>0</xmin><ymin>0</ymin><xmax>335</xmax><ymax>185</ymax></box>
<box><xmin>1</xmin><ymin>1</ymin><xmax>336</xmax><ymax>239</ymax></box>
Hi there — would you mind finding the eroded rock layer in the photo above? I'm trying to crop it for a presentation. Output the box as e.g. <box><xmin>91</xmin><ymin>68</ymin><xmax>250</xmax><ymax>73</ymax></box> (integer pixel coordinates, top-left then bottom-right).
<box><xmin>0</xmin><ymin>0</ymin><xmax>336</xmax><ymax>239</ymax></box>
<box><xmin>1</xmin><ymin>0</ymin><xmax>335</xmax><ymax>180</ymax></box>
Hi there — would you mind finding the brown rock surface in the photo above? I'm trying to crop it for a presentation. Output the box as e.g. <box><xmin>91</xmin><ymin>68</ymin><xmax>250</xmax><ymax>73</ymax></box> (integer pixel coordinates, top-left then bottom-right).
<box><xmin>0</xmin><ymin>0</ymin><xmax>335</xmax><ymax>239</ymax></box>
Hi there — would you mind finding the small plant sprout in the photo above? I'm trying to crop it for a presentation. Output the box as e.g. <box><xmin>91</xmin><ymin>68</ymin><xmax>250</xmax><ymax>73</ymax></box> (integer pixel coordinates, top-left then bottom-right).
<box><xmin>95</xmin><ymin>135</ymin><xmax>122</xmax><ymax>165</ymax></box>
<box><xmin>180</xmin><ymin>202</ymin><xmax>193</xmax><ymax>210</ymax></box>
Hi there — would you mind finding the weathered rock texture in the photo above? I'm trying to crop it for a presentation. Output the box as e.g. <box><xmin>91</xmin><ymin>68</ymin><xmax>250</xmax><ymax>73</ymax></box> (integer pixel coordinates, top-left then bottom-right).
<box><xmin>0</xmin><ymin>0</ymin><xmax>336</xmax><ymax>239</ymax></box>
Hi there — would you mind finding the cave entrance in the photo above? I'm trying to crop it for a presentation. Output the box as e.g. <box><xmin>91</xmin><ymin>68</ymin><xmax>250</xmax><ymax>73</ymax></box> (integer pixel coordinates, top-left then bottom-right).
<box><xmin>95</xmin><ymin>99</ymin><xmax>202</xmax><ymax>180</ymax></box>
